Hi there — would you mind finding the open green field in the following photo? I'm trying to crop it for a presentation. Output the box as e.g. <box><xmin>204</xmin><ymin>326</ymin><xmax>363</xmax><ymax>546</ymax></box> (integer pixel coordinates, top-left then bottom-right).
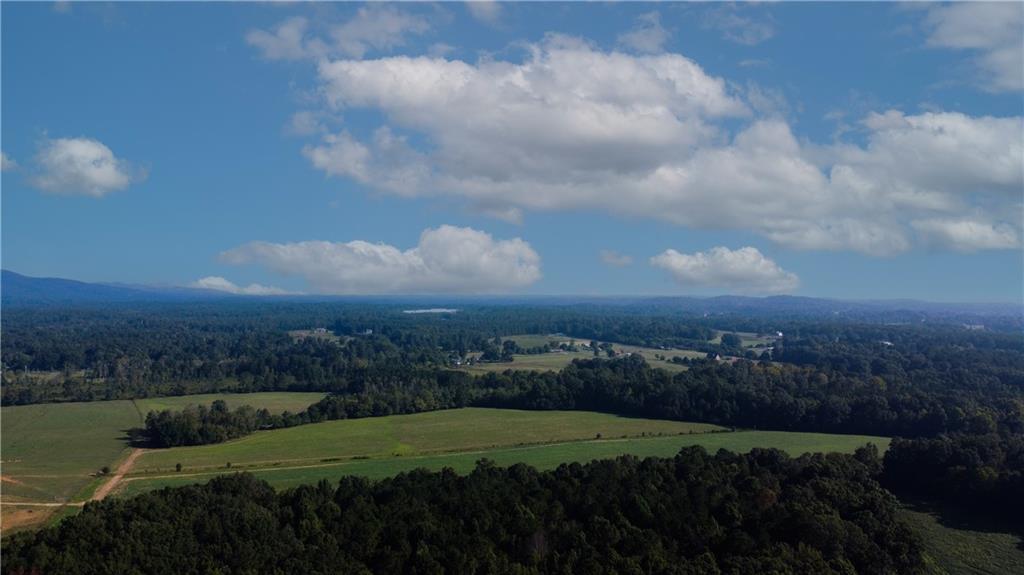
<box><xmin>134</xmin><ymin>392</ymin><xmax>325</xmax><ymax>415</ymax></box>
<box><xmin>614</xmin><ymin>343</ymin><xmax>703</xmax><ymax>371</ymax></box>
<box><xmin>118</xmin><ymin>424</ymin><xmax>889</xmax><ymax>498</ymax></box>
<box><xmin>504</xmin><ymin>334</ymin><xmax>574</xmax><ymax>348</ymax></box>
<box><xmin>462</xmin><ymin>335</ymin><xmax>697</xmax><ymax>374</ymax></box>
<box><xmin>1</xmin><ymin>400</ymin><xmax>141</xmax><ymax>503</ymax></box>
<box><xmin>132</xmin><ymin>408</ymin><xmax>727</xmax><ymax>474</ymax></box>
<box><xmin>900</xmin><ymin>506</ymin><xmax>1024</xmax><ymax>575</ymax></box>
<box><xmin>461</xmin><ymin>351</ymin><xmax>592</xmax><ymax>373</ymax></box>
<box><xmin>710</xmin><ymin>330</ymin><xmax>779</xmax><ymax>348</ymax></box>
<box><xmin>0</xmin><ymin>391</ymin><xmax>327</xmax><ymax>505</ymax></box>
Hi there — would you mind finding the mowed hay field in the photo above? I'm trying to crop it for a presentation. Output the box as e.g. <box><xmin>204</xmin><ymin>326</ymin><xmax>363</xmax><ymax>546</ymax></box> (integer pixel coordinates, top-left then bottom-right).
<box><xmin>132</xmin><ymin>408</ymin><xmax>727</xmax><ymax>474</ymax></box>
<box><xmin>1</xmin><ymin>392</ymin><xmax>326</xmax><ymax>506</ymax></box>
<box><xmin>117</xmin><ymin>423</ymin><xmax>888</xmax><ymax>495</ymax></box>
<box><xmin>1</xmin><ymin>400</ymin><xmax>141</xmax><ymax>503</ymax></box>
<box><xmin>133</xmin><ymin>392</ymin><xmax>325</xmax><ymax>414</ymax></box>
<box><xmin>120</xmin><ymin>407</ymin><xmax>889</xmax><ymax>497</ymax></box>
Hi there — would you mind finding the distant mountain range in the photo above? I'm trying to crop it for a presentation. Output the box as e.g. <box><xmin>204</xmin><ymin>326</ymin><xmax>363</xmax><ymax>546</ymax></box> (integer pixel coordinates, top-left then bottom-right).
<box><xmin>2</xmin><ymin>270</ymin><xmax>1020</xmax><ymax>322</ymax></box>
<box><xmin>0</xmin><ymin>270</ymin><xmax>230</xmax><ymax>305</ymax></box>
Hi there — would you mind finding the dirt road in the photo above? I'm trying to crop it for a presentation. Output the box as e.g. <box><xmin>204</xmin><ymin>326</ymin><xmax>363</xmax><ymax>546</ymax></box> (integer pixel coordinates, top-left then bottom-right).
<box><xmin>90</xmin><ymin>448</ymin><xmax>145</xmax><ymax>501</ymax></box>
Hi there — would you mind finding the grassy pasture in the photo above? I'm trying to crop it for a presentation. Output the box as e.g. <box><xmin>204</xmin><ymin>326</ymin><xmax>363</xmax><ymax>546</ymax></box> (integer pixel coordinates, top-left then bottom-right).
<box><xmin>118</xmin><ymin>425</ymin><xmax>889</xmax><ymax>498</ymax></box>
<box><xmin>134</xmin><ymin>392</ymin><xmax>325</xmax><ymax>415</ymax></box>
<box><xmin>0</xmin><ymin>392</ymin><xmax>328</xmax><ymax>507</ymax></box>
<box><xmin>504</xmin><ymin>334</ymin><xmax>571</xmax><ymax>348</ymax></box>
<box><xmin>710</xmin><ymin>330</ymin><xmax>779</xmax><ymax>348</ymax></box>
<box><xmin>462</xmin><ymin>335</ymin><xmax>699</xmax><ymax>374</ymax></box>
<box><xmin>132</xmin><ymin>408</ymin><xmax>727</xmax><ymax>474</ymax></box>
<box><xmin>899</xmin><ymin>506</ymin><xmax>1024</xmax><ymax>575</ymax></box>
<box><xmin>613</xmin><ymin>344</ymin><xmax>702</xmax><ymax>372</ymax></box>
<box><xmin>1</xmin><ymin>400</ymin><xmax>140</xmax><ymax>503</ymax></box>
<box><xmin>461</xmin><ymin>351</ymin><xmax>592</xmax><ymax>373</ymax></box>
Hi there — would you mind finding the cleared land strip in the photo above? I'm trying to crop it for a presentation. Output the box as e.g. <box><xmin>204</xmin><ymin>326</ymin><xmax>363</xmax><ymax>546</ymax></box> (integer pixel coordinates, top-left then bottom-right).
<box><xmin>125</xmin><ymin>435</ymin><xmax>720</xmax><ymax>482</ymax></box>
<box><xmin>116</xmin><ymin>430</ymin><xmax>891</xmax><ymax>499</ymax></box>
<box><xmin>1</xmin><ymin>502</ymin><xmax>82</xmax><ymax>508</ymax></box>
<box><xmin>132</xmin><ymin>408</ymin><xmax>725</xmax><ymax>474</ymax></box>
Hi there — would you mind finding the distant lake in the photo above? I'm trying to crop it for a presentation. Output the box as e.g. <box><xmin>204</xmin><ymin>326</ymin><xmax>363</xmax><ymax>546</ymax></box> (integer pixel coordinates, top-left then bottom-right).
<box><xmin>403</xmin><ymin>308</ymin><xmax>459</xmax><ymax>314</ymax></box>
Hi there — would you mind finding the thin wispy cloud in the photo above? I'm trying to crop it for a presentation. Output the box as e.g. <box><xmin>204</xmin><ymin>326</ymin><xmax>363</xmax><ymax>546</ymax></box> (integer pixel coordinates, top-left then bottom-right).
<box><xmin>600</xmin><ymin>250</ymin><xmax>633</xmax><ymax>267</ymax></box>
<box><xmin>702</xmin><ymin>4</ymin><xmax>776</xmax><ymax>46</ymax></box>
<box><xmin>246</xmin><ymin>6</ymin><xmax>431</xmax><ymax>61</ymax></box>
<box><xmin>1</xmin><ymin>151</ymin><xmax>17</xmax><ymax>171</ymax></box>
<box><xmin>922</xmin><ymin>2</ymin><xmax>1023</xmax><ymax>92</ymax></box>
<box><xmin>466</xmin><ymin>1</ymin><xmax>501</xmax><ymax>26</ymax></box>
<box><xmin>191</xmin><ymin>276</ymin><xmax>293</xmax><ymax>296</ymax></box>
<box><xmin>617</xmin><ymin>12</ymin><xmax>670</xmax><ymax>54</ymax></box>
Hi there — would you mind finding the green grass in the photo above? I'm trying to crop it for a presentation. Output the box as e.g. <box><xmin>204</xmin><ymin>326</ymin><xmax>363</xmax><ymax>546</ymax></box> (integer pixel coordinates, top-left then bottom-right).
<box><xmin>132</xmin><ymin>408</ymin><xmax>727</xmax><ymax>474</ymax></box>
<box><xmin>462</xmin><ymin>336</ymin><xmax>699</xmax><ymax>374</ymax></box>
<box><xmin>899</xmin><ymin>506</ymin><xmax>1024</xmax><ymax>575</ymax></box>
<box><xmin>710</xmin><ymin>330</ymin><xmax>779</xmax><ymax>348</ymax></box>
<box><xmin>1</xmin><ymin>400</ymin><xmax>140</xmax><ymax>502</ymax></box>
<box><xmin>504</xmin><ymin>334</ymin><xmax>570</xmax><ymax>348</ymax></box>
<box><xmin>461</xmin><ymin>351</ymin><xmax>593</xmax><ymax>373</ymax></box>
<box><xmin>134</xmin><ymin>392</ymin><xmax>325</xmax><ymax>415</ymax></box>
<box><xmin>0</xmin><ymin>391</ymin><xmax>328</xmax><ymax>505</ymax></box>
<box><xmin>118</xmin><ymin>428</ymin><xmax>889</xmax><ymax>498</ymax></box>
<box><xmin>614</xmin><ymin>344</ymin><xmax>702</xmax><ymax>372</ymax></box>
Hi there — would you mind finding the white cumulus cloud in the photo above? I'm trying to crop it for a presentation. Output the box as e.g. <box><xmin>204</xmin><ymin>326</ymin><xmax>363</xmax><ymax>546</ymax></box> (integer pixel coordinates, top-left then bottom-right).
<box><xmin>191</xmin><ymin>276</ymin><xmax>293</xmax><ymax>296</ymax></box>
<box><xmin>31</xmin><ymin>137</ymin><xmax>142</xmax><ymax>197</ymax></box>
<box><xmin>219</xmin><ymin>225</ymin><xmax>541</xmax><ymax>294</ymax></box>
<box><xmin>650</xmin><ymin>246</ymin><xmax>799</xmax><ymax>294</ymax></box>
<box><xmin>287</xmin><ymin>36</ymin><xmax>1021</xmax><ymax>255</ymax></box>
<box><xmin>923</xmin><ymin>2</ymin><xmax>1023</xmax><ymax>92</ymax></box>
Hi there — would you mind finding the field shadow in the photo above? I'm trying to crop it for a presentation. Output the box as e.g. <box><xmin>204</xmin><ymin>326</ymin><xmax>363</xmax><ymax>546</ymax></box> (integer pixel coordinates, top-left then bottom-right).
<box><xmin>119</xmin><ymin>427</ymin><xmax>156</xmax><ymax>448</ymax></box>
<box><xmin>901</xmin><ymin>496</ymin><xmax>1024</xmax><ymax>552</ymax></box>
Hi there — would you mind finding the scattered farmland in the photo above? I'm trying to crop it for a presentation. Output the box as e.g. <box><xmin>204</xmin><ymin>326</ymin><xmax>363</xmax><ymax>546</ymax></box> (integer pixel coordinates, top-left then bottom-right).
<box><xmin>460</xmin><ymin>334</ymin><xmax>701</xmax><ymax>374</ymax></box>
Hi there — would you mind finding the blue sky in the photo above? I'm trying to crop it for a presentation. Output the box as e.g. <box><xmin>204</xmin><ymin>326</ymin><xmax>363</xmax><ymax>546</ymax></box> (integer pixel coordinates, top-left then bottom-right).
<box><xmin>2</xmin><ymin>2</ymin><xmax>1022</xmax><ymax>301</ymax></box>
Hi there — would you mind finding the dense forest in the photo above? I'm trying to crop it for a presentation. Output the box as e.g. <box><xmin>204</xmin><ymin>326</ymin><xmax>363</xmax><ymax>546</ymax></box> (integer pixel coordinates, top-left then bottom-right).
<box><xmin>883</xmin><ymin>429</ymin><xmax>1024</xmax><ymax>528</ymax></box>
<box><xmin>2</xmin><ymin>447</ymin><xmax>924</xmax><ymax>574</ymax></box>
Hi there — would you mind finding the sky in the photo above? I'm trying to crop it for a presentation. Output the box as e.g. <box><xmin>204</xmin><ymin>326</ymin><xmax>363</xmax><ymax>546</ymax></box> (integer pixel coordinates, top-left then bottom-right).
<box><xmin>2</xmin><ymin>1</ymin><xmax>1022</xmax><ymax>302</ymax></box>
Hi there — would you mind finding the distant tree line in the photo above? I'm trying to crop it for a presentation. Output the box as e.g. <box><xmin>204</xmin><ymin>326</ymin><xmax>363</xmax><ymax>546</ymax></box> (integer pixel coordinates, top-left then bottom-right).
<box><xmin>143</xmin><ymin>354</ymin><xmax>1024</xmax><ymax>450</ymax></box>
<box><xmin>4</xmin><ymin>304</ymin><xmax>1021</xmax><ymax>408</ymax></box>
<box><xmin>1</xmin><ymin>446</ymin><xmax>925</xmax><ymax>574</ymax></box>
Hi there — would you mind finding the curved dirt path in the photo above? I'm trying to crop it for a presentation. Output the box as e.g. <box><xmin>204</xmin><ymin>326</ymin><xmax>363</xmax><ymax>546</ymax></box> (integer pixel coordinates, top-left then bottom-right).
<box><xmin>91</xmin><ymin>448</ymin><xmax>145</xmax><ymax>501</ymax></box>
